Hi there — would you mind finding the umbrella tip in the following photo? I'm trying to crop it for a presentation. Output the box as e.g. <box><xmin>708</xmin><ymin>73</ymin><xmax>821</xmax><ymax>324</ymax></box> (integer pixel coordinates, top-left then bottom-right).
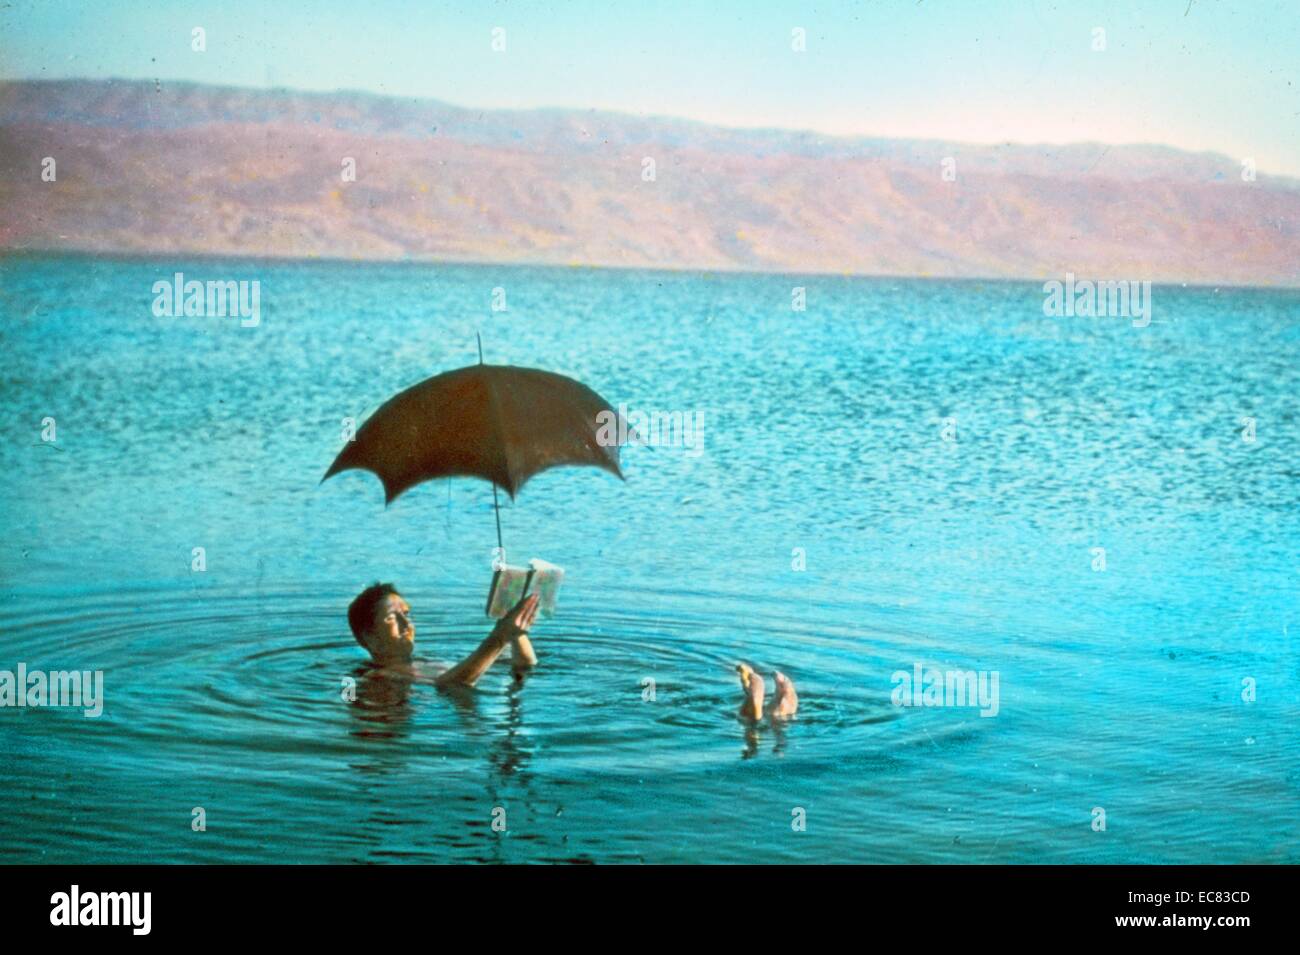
<box><xmin>476</xmin><ymin>330</ymin><xmax>484</xmax><ymax>365</ymax></box>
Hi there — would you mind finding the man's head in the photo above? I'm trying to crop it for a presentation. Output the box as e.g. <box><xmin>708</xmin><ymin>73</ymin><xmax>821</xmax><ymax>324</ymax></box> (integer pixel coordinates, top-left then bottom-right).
<box><xmin>348</xmin><ymin>582</ymin><xmax>415</xmax><ymax>663</ymax></box>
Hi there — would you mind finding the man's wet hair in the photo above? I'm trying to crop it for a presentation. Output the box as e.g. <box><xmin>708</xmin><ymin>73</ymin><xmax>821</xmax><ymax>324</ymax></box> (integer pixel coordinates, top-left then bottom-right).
<box><xmin>348</xmin><ymin>582</ymin><xmax>401</xmax><ymax>646</ymax></box>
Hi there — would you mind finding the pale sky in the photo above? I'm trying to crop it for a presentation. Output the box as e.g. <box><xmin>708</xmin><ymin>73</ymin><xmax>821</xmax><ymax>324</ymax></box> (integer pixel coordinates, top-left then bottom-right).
<box><xmin>3</xmin><ymin>0</ymin><xmax>1298</xmax><ymax>175</ymax></box>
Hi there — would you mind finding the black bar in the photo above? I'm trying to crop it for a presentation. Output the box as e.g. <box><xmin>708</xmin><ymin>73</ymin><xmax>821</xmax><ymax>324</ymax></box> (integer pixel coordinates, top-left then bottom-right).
<box><xmin>0</xmin><ymin>864</ymin><xmax>1279</xmax><ymax>940</ymax></box>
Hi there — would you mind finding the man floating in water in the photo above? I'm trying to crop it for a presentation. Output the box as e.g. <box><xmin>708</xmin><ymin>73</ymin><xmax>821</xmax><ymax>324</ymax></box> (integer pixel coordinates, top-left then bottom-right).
<box><xmin>736</xmin><ymin>662</ymin><xmax>798</xmax><ymax>721</ymax></box>
<box><xmin>347</xmin><ymin>582</ymin><xmax>797</xmax><ymax>721</ymax></box>
<box><xmin>347</xmin><ymin>582</ymin><xmax>540</xmax><ymax>686</ymax></box>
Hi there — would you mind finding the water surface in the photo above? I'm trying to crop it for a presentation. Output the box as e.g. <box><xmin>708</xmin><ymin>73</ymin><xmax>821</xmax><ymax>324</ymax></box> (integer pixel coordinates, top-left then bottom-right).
<box><xmin>1</xmin><ymin>254</ymin><xmax>1296</xmax><ymax>863</ymax></box>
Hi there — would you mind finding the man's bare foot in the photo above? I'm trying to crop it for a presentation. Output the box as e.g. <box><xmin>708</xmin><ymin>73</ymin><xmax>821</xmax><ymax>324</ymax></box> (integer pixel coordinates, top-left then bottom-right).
<box><xmin>736</xmin><ymin>662</ymin><xmax>764</xmax><ymax>720</ymax></box>
<box><xmin>769</xmin><ymin>669</ymin><xmax>798</xmax><ymax>719</ymax></box>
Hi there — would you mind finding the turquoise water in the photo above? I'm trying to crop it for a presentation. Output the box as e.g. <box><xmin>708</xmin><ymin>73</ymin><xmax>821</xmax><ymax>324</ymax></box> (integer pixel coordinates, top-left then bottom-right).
<box><xmin>0</xmin><ymin>253</ymin><xmax>1296</xmax><ymax>863</ymax></box>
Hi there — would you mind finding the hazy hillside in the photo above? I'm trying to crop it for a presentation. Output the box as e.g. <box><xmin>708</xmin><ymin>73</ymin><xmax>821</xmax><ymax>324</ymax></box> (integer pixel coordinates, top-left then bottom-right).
<box><xmin>2</xmin><ymin>78</ymin><xmax>1297</xmax><ymax>285</ymax></box>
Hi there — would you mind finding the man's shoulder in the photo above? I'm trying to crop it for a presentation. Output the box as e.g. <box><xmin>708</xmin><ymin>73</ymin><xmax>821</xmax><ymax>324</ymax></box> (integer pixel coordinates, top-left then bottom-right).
<box><xmin>412</xmin><ymin>660</ymin><xmax>448</xmax><ymax>681</ymax></box>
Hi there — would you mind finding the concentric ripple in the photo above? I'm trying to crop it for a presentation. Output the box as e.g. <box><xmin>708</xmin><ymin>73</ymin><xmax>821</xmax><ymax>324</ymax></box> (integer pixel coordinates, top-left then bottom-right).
<box><xmin>1</xmin><ymin>581</ymin><xmax>1017</xmax><ymax>863</ymax></box>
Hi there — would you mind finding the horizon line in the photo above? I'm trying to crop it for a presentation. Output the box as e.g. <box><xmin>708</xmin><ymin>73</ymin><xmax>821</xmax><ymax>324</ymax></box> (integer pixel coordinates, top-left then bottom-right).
<box><xmin>5</xmin><ymin>247</ymin><xmax>1297</xmax><ymax>294</ymax></box>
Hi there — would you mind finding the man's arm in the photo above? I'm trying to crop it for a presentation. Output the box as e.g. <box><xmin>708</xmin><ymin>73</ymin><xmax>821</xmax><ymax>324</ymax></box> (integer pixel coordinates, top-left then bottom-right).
<box><xmin>436</xmin><ymin>593</ymin><xmax>540</xmax><ymax>688</ymax></box>
<box><xmin>511</xmin><ymin>632</ymin><xmax>538</xmax><ymax>669</ymax></box>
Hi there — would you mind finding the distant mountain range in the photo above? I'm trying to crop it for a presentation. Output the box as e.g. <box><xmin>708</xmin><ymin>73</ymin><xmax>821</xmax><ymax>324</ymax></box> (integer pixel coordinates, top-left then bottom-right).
<box><xmin>2</xmin><ymin>78</ymin><xmax>1297</xmax><ymax>286</ymax></box>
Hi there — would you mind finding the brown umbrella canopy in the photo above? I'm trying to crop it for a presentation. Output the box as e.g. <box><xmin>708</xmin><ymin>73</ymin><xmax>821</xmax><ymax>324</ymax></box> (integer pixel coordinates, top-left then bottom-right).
<box><xmin>322</xmin><ymin>363</ymin><xmax>629</xmax><ymax>504</ymax></box>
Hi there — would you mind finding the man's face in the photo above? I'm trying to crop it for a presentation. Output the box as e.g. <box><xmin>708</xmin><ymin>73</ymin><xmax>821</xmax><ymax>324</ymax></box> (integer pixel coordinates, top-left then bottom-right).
<box><xmin>364</xmin><ymin>593</ymin><xmax>415</xmax><ymax>662</ymax></box>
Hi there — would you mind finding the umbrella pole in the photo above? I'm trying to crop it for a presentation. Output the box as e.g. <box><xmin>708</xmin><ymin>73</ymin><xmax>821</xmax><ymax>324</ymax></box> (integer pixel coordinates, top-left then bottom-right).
<box><xmin>479</xmin><ymin>331</ymin><xmax>504</xmax><ymax>560</ymax></box>
<box><xmin>492</xmin><ymin>482</ymin><xmax>504</xmax><ymax>559</ymax></box>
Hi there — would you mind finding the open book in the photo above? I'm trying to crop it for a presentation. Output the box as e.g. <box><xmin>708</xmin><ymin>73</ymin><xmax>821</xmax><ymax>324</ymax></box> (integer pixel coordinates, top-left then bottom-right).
<box><xmin>485</xmin><ymin>558</ymin><xmax>564</xmax><ymax>619</ymax></box>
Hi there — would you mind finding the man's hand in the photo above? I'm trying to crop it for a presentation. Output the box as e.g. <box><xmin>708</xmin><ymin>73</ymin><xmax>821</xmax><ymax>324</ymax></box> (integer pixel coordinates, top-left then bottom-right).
<box><xmin>436</xmin><ymin>593</ymin><xmax>542</xmax><ymax>689</ymax></box>
<box><xmin>492</xmin><ymin>593</ymin><xmax>540</xmax><ymax>645</ymax></box>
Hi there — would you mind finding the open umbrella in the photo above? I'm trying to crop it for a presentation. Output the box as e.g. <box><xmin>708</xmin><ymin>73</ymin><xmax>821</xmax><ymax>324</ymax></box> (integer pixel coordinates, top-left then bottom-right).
<box><xmin>321</xmin><ymin>337</ymin><xmax>631</xmax><ymax>554</ymax></box>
